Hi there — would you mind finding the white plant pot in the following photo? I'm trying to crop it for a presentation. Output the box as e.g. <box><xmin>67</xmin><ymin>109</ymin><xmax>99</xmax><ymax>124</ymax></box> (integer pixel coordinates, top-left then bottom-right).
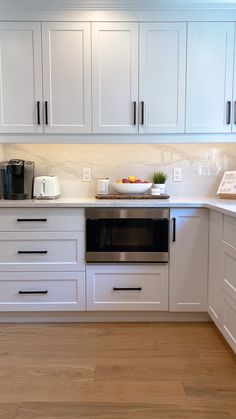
<box><xmin>153</xmin><ymin>183</ymin><xmax>166</xmax><ymax>194</ymax></box>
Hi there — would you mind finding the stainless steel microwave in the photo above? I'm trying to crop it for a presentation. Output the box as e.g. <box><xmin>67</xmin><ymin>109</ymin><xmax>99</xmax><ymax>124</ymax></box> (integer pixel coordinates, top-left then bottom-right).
<box><xmin>86</xmin><ymin>208</ymin><xmax>169</xmax><ymax>263</ymax></box>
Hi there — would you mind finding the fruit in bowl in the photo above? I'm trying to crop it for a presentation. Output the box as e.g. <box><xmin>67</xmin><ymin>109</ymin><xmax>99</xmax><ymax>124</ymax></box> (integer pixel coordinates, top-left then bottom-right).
<box><xmin>115</xmin><ymin>177</ymin><xmax>150</xmax><ymax>184</ymax></box>
<box><xmin>128</xmin><ymin>175</ymin><xmax>136</xmax><ymax>183</ymax></box>
<box><xmin>113</xmin><ymin>176</ymin><xmax>152</xmax><ymax>194</ymax></box>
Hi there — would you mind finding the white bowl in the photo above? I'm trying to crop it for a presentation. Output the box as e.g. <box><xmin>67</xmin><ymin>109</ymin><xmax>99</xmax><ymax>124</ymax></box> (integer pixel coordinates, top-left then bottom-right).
<box><xmin>112</xmin><ymin>183</ymin><xmax>152</xmax><ymax>194</ymax></box>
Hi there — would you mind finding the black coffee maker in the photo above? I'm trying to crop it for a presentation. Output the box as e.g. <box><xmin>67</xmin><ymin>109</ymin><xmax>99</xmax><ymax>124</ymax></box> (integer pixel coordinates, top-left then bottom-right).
<box><xmin>0</xmin><ymin>159</ymin><xmax>34</xmax><ymax>200</ymax></box>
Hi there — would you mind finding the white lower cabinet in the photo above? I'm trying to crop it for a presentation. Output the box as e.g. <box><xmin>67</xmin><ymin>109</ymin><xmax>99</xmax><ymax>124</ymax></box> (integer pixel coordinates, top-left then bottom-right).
<box><xmin>86</xmin><ymin>264</ymin><xmax>168</xmax><ymax>311</ymax></box>
<box><xmin>0</xmin><ymin>231</ymin><xmax>85</xmax><ymax>272</ymax></box>
<box><xmin>0</xmin><ymin>272</ymin><xmax>85</xmax><ymax>311</ymax></box>
<box><xmin>169</xmin><ymin>208</ymin><xmax>208</xmax><ymax>311</ymax></box>
<box><xmin>221</xmin><ymin>237</ymin><xmax>236</xmax><ymax>352</ymax></box>
<box><xmin>222</xmin><ymin>292</ymin><xmax>236</xmax><ymax>353</ymax></box>
<box><xmin>208</xmin><ymin>211</ymin><xmax>236</xmax><ymax>353</ymax></box>
<box><xmin>0</xmin><ymin>207</ymin><xmax>86</xmax><ymax>312</ymax></box>
<box><xmin>0</xmin><ymin>207</ymin><xmax>85</xmax><ymax>232</ymax></box>
<box><xmin>208</xmin><ymin>211</ymin><xmax>223</xmax><ymax>327</ymax></box>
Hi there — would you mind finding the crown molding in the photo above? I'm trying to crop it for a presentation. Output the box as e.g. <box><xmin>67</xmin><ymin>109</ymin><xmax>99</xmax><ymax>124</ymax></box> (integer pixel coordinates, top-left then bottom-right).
<box><xmin>1</xmin><ymin>0</ymin><xmax>236</xmax><ymax>11</ymax></box>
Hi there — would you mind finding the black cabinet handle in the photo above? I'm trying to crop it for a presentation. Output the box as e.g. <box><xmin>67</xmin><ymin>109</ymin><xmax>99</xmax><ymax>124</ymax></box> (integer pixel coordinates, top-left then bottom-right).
<box><xmin>234</xmin><ymin>101</ymin><xmax>236</xmax><ymax>124</ymax></box>
<box><xmin>113</xmin><ymin>287</ymin><xmax>142</xmax><ymax>291</ymax></box>
<box><xmin>226</xmin><ymin>101</ymin><xmax>231</xmax><ymax>125</ymax></box>
<box><xmin>133</xmin><ymin>101</ymin><xmax>137</xmax><ymax>125</ymax></box>
<box><xmin>19</xmin><ymin>290</ymin><xmax>48</xmax><ymax>295</ymax></box>
<box><xmin>17</xmin><ymin>219</ymin><xmax>47</xmax><ymax>222</ymax></box>
<box><xmin>37</xmin><ymin>101</ymin><xmax>40</xmax><ymax>125</ymax></box>
<box><xmin>141</xmin><ymin>101</ymin><xmax>145</xmax><ymax>125</ymax></box>
<box><xmin>172</xmin><ymin>218</ymin><xmax>176</xmax><ymax>242</ymax></box>
<box><xmin>45</xmin><ymin>101</ymin><xmax>48</xmax><ymax>125</ymax></box>
<box><xmin>18</xmin><ymin>250</ymin><xmax>48</xmax><ymax>254</ymax></box>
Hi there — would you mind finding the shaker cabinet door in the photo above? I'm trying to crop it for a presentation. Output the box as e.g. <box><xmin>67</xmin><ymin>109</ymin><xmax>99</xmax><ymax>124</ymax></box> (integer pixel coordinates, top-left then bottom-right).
<box><xmin>0</xmin><ymin>22</ymin><xmax>43</xmax><ymax>133</ymax></box>
<box><xmin>208</xmin><ymin>211</ymin><xmax>223</xmax><ymax>328</ymax></box>
<box><xmin>42</xmin><ymin>22</ymin><xmax>91</xmax><ymax>133</ymax></box>
<box><xmin>92</xmin><ymin>22</ymin><xmax>139</xmax><ymax>134</ymax></box>
<box><xmin>186</xmin><ymin>22</ymin><xmax>234</xmax><ymax>133</ymax></box>
<box><xmin>139</xmin><ymin>22</ymin><xmax>186</xmax><ymax>133</ymax></box>
<box><xmin>232</xmin><ymin>26</ymin><xmax>236</xmax><ymax>133</ymax></box>
<box><xmin>169</xmin><ymin>208</ymin><xmax>208</xmax><ymax>312</ymax></box>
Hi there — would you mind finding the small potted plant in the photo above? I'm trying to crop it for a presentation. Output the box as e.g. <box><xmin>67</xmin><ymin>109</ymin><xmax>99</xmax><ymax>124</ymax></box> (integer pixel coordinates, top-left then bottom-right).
<box><xmin>152</xmin><ymin>171</ymin><xmax>168</xmax><ymax>194</ymax></box>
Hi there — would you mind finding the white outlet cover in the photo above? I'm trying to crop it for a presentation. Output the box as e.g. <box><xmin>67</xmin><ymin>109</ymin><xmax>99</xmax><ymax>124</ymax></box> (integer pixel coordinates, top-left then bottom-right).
<box><xmin>173</xmin><ymin>168</ymin><xmax>182</xmax><ymax>182</ymax></box>
<box><xmin>83</xmin><ymin>168</ymin><xmax>91</xmax><ymax>182</ymax></box>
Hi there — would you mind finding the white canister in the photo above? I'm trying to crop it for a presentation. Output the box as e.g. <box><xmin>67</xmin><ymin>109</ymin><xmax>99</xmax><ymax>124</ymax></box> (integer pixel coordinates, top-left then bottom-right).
<box><xmin>97</xmin><ymin>178</ymin><xmax>109</xmax><ymax>195</ymax></box>
<box><xmin>151</xmin><ymin>187</ymin><xmax>161</xmax><ymax>196</ymax></box>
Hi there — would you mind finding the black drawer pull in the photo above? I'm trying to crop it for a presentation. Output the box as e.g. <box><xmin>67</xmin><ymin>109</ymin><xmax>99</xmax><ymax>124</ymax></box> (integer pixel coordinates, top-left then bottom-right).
<box><xmin>19</xmin><ymin>290</ymin><xmax>48</xmax><ymax>295</ymax></box>
<box><xmin>18</xmin><ymin>250</ymin><xmax>48</xmax><ymax>254</ymax></box>
<box><xmin>17</xmin><ymin>219</ymin><xmax>47</xmax><ymax>222</ymax></box>
<box><xmin>113</xmin><ymin>287</ymin><xmax>142</xmax><ymax>291</ymax></box>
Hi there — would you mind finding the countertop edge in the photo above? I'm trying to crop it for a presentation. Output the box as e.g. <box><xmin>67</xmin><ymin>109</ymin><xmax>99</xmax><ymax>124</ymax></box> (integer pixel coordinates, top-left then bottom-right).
<box><xmin>1</xmin><ymin>197</ymin><xmax>236</xmax><ymax>217</ymax></box>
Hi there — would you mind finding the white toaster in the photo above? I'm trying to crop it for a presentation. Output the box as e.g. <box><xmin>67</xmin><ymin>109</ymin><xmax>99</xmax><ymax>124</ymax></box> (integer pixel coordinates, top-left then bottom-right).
<box><xmin>33</xmin><ymin>176</ymin><xmax>61</xmax><ymax>199</ymax></box>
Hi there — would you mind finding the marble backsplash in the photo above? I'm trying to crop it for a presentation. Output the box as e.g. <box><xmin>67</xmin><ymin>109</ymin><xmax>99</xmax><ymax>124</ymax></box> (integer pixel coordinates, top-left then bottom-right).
<box><xmin>0</xmin><ymin>145</ymin><xmax>4</xmax><ymax>161</ymax></box>
<box><xmin>3</xmin><ymin>143</ymin><xmax>236</xmax><ymax>197</ymax></box>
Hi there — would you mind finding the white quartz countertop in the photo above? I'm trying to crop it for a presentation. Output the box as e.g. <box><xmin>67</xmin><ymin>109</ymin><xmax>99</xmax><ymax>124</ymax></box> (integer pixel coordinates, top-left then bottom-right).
<box><xmin>1</xmin><ymin>196</ymin><xmax>236</xmax><ymax>217</ymax></box>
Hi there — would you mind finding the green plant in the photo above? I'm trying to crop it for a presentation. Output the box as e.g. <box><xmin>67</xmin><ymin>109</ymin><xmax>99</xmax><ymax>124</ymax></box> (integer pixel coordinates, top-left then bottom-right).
<box><xmin>152</xmin><ymin>171</ymin><xmax>168</xmax><ymax>184</ymax></box>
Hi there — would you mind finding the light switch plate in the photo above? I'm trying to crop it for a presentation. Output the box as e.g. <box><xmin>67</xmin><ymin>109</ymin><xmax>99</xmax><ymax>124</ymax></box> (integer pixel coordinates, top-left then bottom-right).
<box><xmin>173</xmin><ymin>167</ymin><xmax>182</xmax><ymax>182</ymax></box>
<box><xmin>83</xmin><ymin>168</ymin><xmax>91</xmax><ymax>182</ymax></box>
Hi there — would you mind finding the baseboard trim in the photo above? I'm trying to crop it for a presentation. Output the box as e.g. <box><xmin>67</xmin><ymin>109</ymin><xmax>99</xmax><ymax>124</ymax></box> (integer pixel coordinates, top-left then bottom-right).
<box><xmin>0</xmin><ymin>311</ymin><xmax>211</xmax><ymax>323</ymax></box>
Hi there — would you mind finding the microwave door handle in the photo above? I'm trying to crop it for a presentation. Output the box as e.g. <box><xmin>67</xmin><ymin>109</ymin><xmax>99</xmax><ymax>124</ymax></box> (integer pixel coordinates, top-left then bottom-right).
<box><xmin>172</xmin><ymin>218</ymin><xmax>176</xmax><ymax>242</ymax></box>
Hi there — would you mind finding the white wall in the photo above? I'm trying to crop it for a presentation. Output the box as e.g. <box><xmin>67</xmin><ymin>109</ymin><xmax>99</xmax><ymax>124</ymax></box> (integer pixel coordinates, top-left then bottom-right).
<box><xmin>3</xmin><ymin>143</ymin><xmax>236</xmax><ymax>198</ymax></box>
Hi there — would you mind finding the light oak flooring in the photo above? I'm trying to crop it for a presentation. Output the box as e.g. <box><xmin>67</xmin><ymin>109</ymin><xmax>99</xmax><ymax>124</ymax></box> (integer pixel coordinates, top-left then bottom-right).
<box><xmin>0</xmin><ymin>322</ymin><xmax>235</xmax><ymax>419</ymax></box>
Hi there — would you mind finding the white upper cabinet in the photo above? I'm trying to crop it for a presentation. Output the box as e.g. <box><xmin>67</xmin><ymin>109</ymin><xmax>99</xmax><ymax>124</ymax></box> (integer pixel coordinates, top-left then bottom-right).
<box><xmin>42</xmin><ymin>22</ymin><xmax>91</xmax><ymax>133</ymax></box>
<box><xmin>232</xmin><ymin>33</ymin><xmax>236</xmax><ymax>133</ymax></box>
<box><xmin>169</xmin><ymin>208</ymin><xmax>208</xmax><ymax>312</ymax></box>
<box><xmin>0</xmin><ymin>22</ymin><xmax>43</xmax><ymax>133</ymax></box>
<box><xmin>92</xmin><ymin>22</ymin><xmax>186</xmax><ymax>134</ymax></box>
<box><xmin>186</xmin><ymin>22</ymin><xmax>235</xmax><ymax>133</ymax></box>
<box><xmin>92</xmin><ymin>22</ymin><xmax>139</xmax><ymax>134</ymax></box>
<box><xmin>139</xmin><ymin>23</ymin><xmax>186</xmax><ymax>133</ymax></box>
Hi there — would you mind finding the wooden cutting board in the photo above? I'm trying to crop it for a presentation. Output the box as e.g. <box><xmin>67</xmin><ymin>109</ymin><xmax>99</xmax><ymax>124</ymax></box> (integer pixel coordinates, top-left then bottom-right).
<box><xmin>95</xmin><ymin>194</ymin><xmax>170</xmax><ymax>199</ymax></box>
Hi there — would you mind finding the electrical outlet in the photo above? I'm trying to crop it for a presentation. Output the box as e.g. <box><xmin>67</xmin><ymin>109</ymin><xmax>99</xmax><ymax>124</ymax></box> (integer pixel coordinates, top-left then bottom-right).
<box><xmin>173</xmin><ymin>167</ymin><xmax>182</xmax><ymax>182</ymax></box>
<box><xmin>82</xmin><ymin>168</ymin><xmax>91</xmax><ymax>182</ymax></box>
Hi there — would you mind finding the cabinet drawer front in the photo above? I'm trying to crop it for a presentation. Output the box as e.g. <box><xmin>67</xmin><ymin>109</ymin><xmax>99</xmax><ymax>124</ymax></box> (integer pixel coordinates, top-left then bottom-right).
<box><xmin>0</xmin><ymin>272</ymin><xmax>85</xmax><ymax>311</ymax></box>
<box><xmin>0</xmin><ymin>208</ymin><xmax>85</xmax><ymax>232</ymax></box>
<box><xmin>222</xmin><ymin>292</ymin><xmax>236</xmax><ymax>353</ymax></box>
<box><xmin>223</xmin><ymin>215</ymin><xmax>236</xmax><ymax>249</ymax></box>
<box><xmin>0</xmin><ymin>232</ymin><xmax>85</xmax><ymax>271</ymax></box>
<box><xmin>223</xmin><ymin>242</ymin><xmax>236</xmax><ymax>302</ymax></box>
<box><xmin>86</xmin><ymin>264</ymin><xmax>168</xmax><ymax>311</ymax></box>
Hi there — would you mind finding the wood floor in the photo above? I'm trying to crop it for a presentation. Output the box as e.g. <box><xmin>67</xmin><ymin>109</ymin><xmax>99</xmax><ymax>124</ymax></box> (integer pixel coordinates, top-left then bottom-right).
<box><xmin>0</xmin><ymin>322</ymin><xmax>235</xmax><ymax>419</ymax></box>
